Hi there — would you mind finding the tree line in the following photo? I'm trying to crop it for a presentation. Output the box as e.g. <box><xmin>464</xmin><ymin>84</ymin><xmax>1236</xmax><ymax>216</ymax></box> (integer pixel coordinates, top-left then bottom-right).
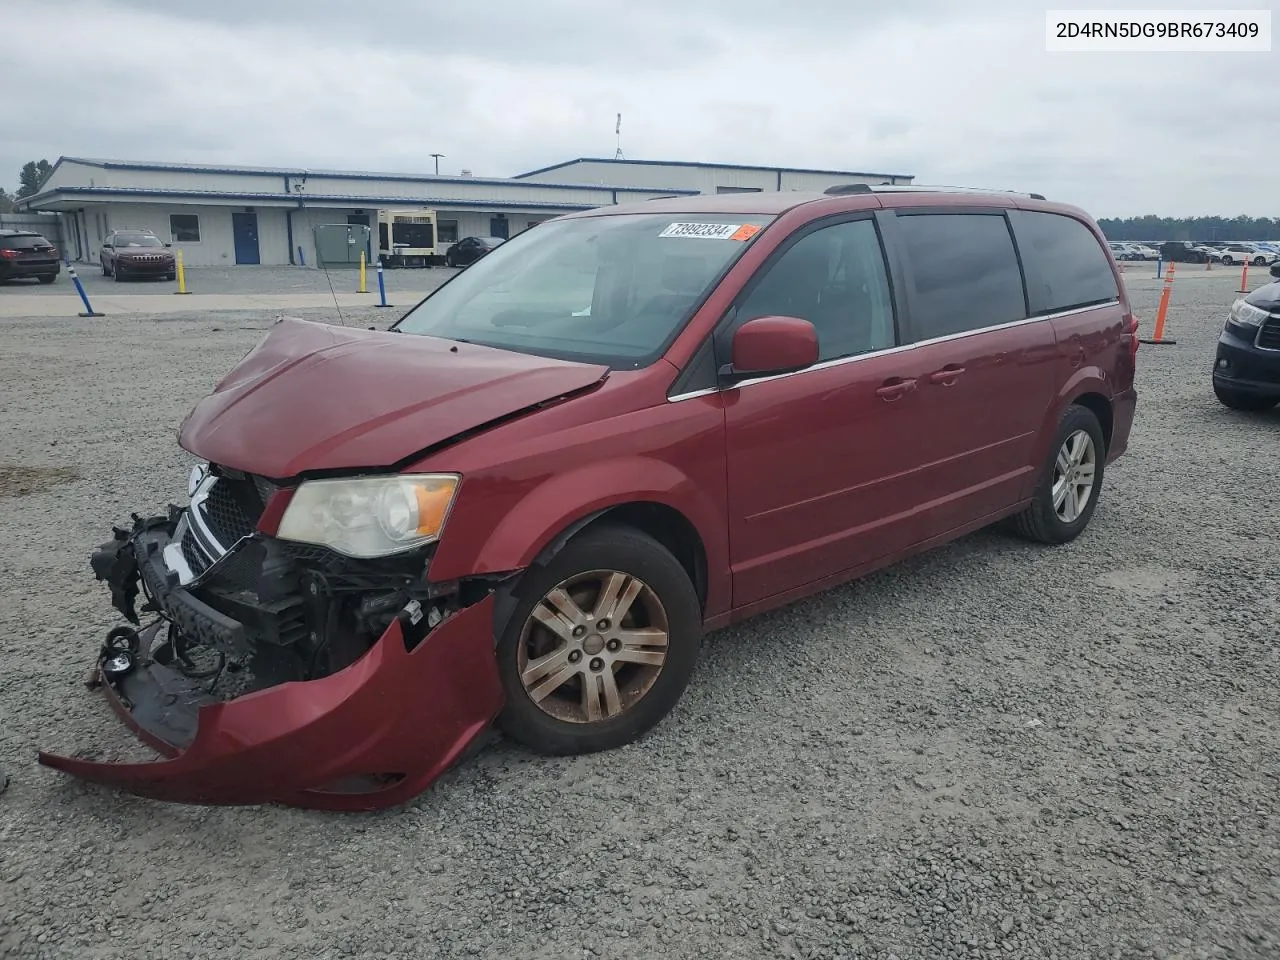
<box><xmin>1098</xmin><ymin>215</ymin><xmax>1280</xmax><ymax>243</ymax></box>
<box><xmin>0</xmin><ymin>159</ymin><xmax>55</xmax><ymax>213</ymax></box>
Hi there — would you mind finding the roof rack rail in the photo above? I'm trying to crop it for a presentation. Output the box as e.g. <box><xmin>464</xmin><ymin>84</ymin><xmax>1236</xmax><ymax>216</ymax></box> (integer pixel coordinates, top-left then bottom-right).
<box><xmin>824</xmin><ymin>183</ymin><xmax>1047</xmax><ymax>201</ymax></box>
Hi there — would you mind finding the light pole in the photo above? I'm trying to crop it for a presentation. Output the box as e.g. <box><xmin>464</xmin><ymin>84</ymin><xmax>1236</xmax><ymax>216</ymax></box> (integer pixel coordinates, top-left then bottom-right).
<box><xmin>430</xmin><ymin>153</ymin><xmax>445</xmax><ymax>175</ymax></box>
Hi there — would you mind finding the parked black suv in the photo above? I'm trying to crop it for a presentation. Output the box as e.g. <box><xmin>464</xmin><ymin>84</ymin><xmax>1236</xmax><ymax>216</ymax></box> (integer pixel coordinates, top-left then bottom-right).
<box><xmin>1161</xmin><ymin>240</ymin><xmax>1211</xmax><ymax>264</ymax></box>
<box><xmin>1213</xmin><ymin>262</ymin><xmax>1280</xmax><ymax>411</ymax></box>
<box><xmin>0</xmin><ymin>230</ymin><xmax>60</xmax><ymax>284</ymax></box>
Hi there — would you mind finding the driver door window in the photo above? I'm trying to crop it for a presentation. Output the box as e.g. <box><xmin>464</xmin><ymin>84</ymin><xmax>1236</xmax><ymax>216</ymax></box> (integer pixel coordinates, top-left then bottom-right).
<box><xmin>723</xmin><ymin>218</ymin><xmax>897</xmax><ymax>365</ymax></box>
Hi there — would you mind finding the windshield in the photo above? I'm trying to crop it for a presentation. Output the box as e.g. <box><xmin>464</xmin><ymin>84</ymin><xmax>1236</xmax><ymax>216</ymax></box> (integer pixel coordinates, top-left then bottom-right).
<box><xmin>395</xmin><ymin>213</ymin><xmax>771</xmax><ymax>366</ymax></box>
<box><xmin>115</xmin><ymin>235</ymin><xmax>164</xmax><ymax>247</ymax></box>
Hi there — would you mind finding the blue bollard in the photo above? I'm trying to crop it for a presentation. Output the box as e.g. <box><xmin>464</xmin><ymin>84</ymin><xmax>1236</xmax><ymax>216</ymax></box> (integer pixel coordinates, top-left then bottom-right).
<box><xmin>298</xmin><ymin>245</ymin><xmax>306</xmax><ymax>267</ymax></box>
<box><xmin>375</xmin><ymin>258</ymin><xmax>393</xmax><ymax>308</ymax></box>
<box><xmin>67</xmin><ymin>262</ymin><xmax>103</xmax><ymax>317</ymax></box>
<box><xmin>1156</xmin><ymin>257</ymin><xmax>1163</xmax><ymax>280</ymax></box>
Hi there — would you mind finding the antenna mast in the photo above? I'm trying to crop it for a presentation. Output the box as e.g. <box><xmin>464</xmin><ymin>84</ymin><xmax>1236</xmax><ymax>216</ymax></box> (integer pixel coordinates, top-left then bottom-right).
<box><xmin>614</xmin><ymin>113</ymin><xmax>625</xmax><ymax>160</ymax></box>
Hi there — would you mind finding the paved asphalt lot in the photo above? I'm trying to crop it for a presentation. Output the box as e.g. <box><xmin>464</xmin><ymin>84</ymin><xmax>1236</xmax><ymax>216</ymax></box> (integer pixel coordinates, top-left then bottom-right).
<box><xmin>0</xmin><ymin>267</ymin><xmax>1277</xmax><ymax>960</ymax></box>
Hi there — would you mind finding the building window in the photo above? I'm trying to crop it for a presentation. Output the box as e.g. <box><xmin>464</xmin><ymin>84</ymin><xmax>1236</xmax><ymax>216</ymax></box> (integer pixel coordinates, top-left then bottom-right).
<box><xmin>437</xmin><ymin>219</ymin><xmax>459</xmax><ymax>244</ymax></box>
<box><xmin>715</xmin><ymin>186</ymin><xmax>763</xmax><ymax>194</ymax></box>
<box><xmin>170</xmin><ymin>214</ymin><xmax>200</xmax><ymax>242</ymax></box>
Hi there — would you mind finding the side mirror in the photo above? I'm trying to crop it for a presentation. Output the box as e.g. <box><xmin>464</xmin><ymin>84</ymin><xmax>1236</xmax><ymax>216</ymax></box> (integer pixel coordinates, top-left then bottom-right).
<box><xmin>724</xmin><ymin>316</ymin><xmax>819</xmax><ymax>379</ymax></box>
<box><xmin>102</xmin><ymin>243</ymin><xmax>112</xmax><ymax>249</ymax></box>
<box><xmin>1271</xmin><ymin>262</ymin><xmax>1280</xmax><ymax>279</ymax></box>
<box><xmin>164</xmin><ymin>242</ymin><xmax>172</xmax><ymax>247</ymax></box>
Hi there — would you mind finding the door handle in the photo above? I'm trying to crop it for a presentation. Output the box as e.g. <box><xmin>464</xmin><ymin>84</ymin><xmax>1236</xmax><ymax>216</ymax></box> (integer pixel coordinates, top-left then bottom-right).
<box><xmin>927</xmin><ymin>365</ymin><xmax>966</xmax><ymax>385</ymax></box>
<box><xmin>875</xmin><ymin>377</ymin><xmax>918</xmax><ymax>401</ymax></box>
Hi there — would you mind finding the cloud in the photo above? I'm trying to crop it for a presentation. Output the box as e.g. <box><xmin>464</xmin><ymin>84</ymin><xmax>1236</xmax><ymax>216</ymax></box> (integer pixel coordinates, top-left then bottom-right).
<box><xmin>1</xmin><ymin>0</ymin><xmax>1276</xmax><ymax>216</ymax></box>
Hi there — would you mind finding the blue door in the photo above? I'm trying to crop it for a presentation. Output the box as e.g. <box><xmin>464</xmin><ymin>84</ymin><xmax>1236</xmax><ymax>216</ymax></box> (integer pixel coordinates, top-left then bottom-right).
<box><xmin>489</xmin><ymin>215</ymin><xmax>509</xmax><ymax>240</ymax></box>
<box><xmin>232</xmin><ymin>212</ymin><xmax>261</xmax><ymax>265</ymax></box>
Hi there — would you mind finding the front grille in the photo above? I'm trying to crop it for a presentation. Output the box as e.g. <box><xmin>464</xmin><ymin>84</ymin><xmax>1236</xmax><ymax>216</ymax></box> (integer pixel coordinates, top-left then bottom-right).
<box><xmin>1257</xmin><ymin>317</ymin><xmax>1280</xmax><ymax>351</ymax></box>
<box><xmin>181</xmin><ymin>530</ymin><xmax>210</xmax><ymax>576</ymax></box>
<box><xmin>200</xmin><ymin>476</ymin><xmax>264</xmax><ymax>545</ymax></box>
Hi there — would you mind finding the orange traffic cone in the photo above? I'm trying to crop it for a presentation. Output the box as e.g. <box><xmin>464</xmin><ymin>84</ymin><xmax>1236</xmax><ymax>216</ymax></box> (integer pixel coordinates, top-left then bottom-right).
<box><xmin>1140</xmin><ymin>262</ymin><xmax>1177</xmax><ymax>345</ymax></box>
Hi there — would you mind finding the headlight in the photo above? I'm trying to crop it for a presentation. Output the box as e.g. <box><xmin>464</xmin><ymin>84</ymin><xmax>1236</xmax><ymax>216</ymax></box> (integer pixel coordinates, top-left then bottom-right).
<box><xmin>276</xmin><ymin>474</ymin><xmax>460</xmax><ymax>558</ymax></box>
<box><xmin>1228</xmin><ymin>299</ymin><xmax>1270</xmax><ymax>328</ymax></box>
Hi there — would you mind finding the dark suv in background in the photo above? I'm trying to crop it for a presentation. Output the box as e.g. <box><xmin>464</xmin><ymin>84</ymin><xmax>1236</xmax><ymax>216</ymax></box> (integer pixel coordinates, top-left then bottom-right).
<box><xmin>1160</xmin><ymin>240</ymin><xmax>1212</xmax><ymax>264</ymax></box>
<box><xmin>0</xmin><ymin>230</ymin><xmax>60</xmax><ymax>284</ymax></box>
<box><xmin>1214</xmin><ymin>262</ymin><xmax>1280</xmax><ymax>411</ymax></box>
<box><xmin>101</xmin><ymin>230</ymin><xmax>177</xmax><ymax>281</ymax></box>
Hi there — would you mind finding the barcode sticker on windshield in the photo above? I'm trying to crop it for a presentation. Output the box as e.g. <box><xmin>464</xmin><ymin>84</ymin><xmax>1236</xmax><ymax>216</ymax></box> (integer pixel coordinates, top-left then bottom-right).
<box><xmin>659</xmin><ymin>222</ymin><xmax>743</xmax><ymax>240</ymax></box>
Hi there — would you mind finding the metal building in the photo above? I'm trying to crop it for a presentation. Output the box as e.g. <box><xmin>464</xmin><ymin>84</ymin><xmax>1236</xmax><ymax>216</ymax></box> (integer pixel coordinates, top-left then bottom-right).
<box><xmin>17</xmin><ymin>156</ymin><xmax>912</xmax><ymax>268</ymax></box>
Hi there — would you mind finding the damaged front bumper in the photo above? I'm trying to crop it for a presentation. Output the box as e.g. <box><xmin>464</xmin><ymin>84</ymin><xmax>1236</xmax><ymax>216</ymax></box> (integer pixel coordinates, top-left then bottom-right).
<box><xmin>38</xmin><ymin>503</ymin><xmax>505</xmax><ymax>811</ymax></box>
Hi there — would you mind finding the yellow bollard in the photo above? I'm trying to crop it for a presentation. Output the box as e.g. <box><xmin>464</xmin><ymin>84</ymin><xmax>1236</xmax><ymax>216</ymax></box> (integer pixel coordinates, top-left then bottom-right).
<box><xmin>358</xmin><ymin>251</ymin><xmax>368</xmax><ymax>294</ymax></box>
<box><xmin>174</xmin><ymin>248</ymin><xmax>191</xmax><ymax>295</ymax></box>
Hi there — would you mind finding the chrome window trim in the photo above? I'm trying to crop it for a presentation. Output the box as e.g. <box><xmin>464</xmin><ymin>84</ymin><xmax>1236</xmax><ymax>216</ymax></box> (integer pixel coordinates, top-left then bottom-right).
<box><xmin>666</xmin><ymin>299</ymin><xmax>1119</xmax><ymax>401</ymax></box>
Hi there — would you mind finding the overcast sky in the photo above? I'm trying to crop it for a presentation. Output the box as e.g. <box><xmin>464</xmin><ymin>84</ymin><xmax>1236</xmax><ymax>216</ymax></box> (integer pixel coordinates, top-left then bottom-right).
<box><xmin>3</xmin><ymin>0</ymin><xmax>1276</xmax><ymax>217</ymax></box>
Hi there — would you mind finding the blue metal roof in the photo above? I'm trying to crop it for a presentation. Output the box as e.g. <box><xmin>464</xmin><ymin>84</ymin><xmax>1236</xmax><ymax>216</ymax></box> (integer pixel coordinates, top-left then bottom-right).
<box><xmin>515</xmin><ymin>157</ymin><xmax>914</xmax><ymax>180</ymax></box>
<box><xmin>21</xmin><ymin>185</ymin><xmax>604</xmax><ymax>211</ymax></box>
<box><xmin>53</xmin><ymin>156</ymin><xmax>699</xmax><ymax>196</ymax></box>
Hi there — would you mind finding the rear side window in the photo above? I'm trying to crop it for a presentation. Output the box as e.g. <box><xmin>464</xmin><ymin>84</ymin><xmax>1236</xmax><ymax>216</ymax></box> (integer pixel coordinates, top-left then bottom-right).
<box><xmin>1012</xmin><ymin>211</ymin><xmax>1119</xmax><ymax>315</ymax></box>
<box><xmin>897</xmin><ymin>213</ymin><xmax>1027</xmax><ymax>340</ymax></box>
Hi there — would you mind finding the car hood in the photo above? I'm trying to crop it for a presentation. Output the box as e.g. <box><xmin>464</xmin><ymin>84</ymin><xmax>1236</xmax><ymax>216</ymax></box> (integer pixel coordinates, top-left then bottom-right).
<box><xmin>178</xmin><ymin>317</ymin><xmax>608</xmax><ymax>477</ymax></box>
<box><xmin>115</xmin><ymin>247</ymin><xmax>171</xmax><ymax>256</ymax></box>
<box><xmin>1245</xmin><ymin>281</ymin><xmax>1280</xmax><ymax>311</ymax></box>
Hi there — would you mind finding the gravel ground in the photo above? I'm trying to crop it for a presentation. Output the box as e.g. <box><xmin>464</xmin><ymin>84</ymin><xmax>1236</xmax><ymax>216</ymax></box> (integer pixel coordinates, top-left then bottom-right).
<box><xmin>1</xmin><ymin>270</ymin><xmax>1278</xmax><ymax>960</ymax></box>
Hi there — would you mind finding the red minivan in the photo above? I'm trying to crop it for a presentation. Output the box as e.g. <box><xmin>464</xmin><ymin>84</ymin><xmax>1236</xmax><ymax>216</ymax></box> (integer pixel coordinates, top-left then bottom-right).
<box><xmin>41</xmin><ymin>186</ymin><xmax>1139</xmax><ymax>809</ymax></box>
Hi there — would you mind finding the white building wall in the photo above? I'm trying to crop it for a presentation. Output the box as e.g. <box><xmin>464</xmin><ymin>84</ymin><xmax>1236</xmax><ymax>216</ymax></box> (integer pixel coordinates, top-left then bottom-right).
<box><xmin>91</xmin><ymin>165</ymin><xmax>286</xmax><ymax>195</ymax></box>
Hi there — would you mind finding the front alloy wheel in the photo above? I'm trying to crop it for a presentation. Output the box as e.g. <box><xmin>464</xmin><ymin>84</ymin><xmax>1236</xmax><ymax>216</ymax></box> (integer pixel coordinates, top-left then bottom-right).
<box><xmin>496</xmin><ymin>524</ymin><xmax>702</xmax><ymax>756</ymax></box>
<box><xmin>517</xmin><ymin>571</ymin><xmax>669</xmax><ymax>724</ymax></box>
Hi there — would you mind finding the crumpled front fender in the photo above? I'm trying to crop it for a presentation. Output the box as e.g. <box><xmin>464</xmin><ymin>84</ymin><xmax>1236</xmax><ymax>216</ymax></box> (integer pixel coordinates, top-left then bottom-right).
<box><xmin>38</xmin><ymin>597</ymin><xmax>503</xmax><ymax>811</ymax></box>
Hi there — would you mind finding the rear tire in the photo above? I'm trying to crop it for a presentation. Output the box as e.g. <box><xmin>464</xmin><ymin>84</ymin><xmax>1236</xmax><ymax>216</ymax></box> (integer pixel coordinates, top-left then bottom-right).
<box><xmin>1253</xmin><ymin>256</ymin><xmax>1267</xmax><ymax>267</ymax></box>
<box><xmin>1009</xmin><ymin>405</ymin><xmax>1106</xmax><ymax>545</ymax></box>
<box><xmin>38</xmin><ymin>275</ymin><xmax>55</xmax><ymax>284</ymax></box>
<box><xmin>496</xmin><ymin>524</ymin><xmax>702</xmax><ymax>756</ymax></box>
<box><xmin>1214</xmin><ymin>383</ymin><xmax>1279</xmax><ymax>411</ymax></box>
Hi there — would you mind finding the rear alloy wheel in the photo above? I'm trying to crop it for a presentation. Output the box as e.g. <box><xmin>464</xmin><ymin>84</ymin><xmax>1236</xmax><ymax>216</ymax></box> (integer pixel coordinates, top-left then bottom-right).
<box><xmin>497</xmin><ymin>525</ymin><xmax>701</xmax><ymax>756</ymax></box>
<box><xmin>1214</xmin><ymin>383</ymin><xmax>1279</xmax><ymax>411</ymax></box>
<box><xmin>1254</xmin><ymin>256</ymin><xmax>1267</xmax><ymax>266</ymax></box>
<box><xmin>1009</xmin><ymin>405</ymin><xmax>1105</xmax><ymax>545</ymax></box>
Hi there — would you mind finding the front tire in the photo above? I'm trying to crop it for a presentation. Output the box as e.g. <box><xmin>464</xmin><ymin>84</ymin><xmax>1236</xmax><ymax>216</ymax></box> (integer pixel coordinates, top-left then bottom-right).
<box><xmin>1009</xmin><ymin>405</ymin><xmax>1106</xmax><ymax>545</ymax></box>
<box><xmin>38</xmin><ymin>275</ymin><xmax>55</xmax><ymax>284</ymax></box>
<box><xmin>496</xmin><ymin>524</ymin><xmax>702</xmax><ymax>756</ymax></box>
<box><xmin>1214</xmin><ymin>383</ymin><xmax>1279</xmax><ymax>411</ymax></box>
<box><xmin>113</xmin><ymin>265</ymin><xmax>124</xmax><ymax>282</ymax></box>
<box><xmin>1253</xmin><ymin>256</ymin><xmax>1267</xmax><ymax>267</ymax></box>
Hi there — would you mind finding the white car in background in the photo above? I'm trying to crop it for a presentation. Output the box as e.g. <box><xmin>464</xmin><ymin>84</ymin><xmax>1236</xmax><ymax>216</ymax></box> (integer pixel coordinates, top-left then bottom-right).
<box><xmin>1128</xmin><ymin>243</ymin><xmax>1159</xmax><ymax>260</ymax></box>
<box><xmin>1217</xmin><ymin>244</ymin><xmax>1277</xmax><ymax>266</ymax></box>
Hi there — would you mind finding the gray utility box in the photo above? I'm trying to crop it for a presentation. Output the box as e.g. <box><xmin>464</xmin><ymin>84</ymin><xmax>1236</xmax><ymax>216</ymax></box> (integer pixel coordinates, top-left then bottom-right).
<box><xmin>314</xmin><ymin>223</ymin><xmax>372</xmax><ymax>267</ymax></box>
